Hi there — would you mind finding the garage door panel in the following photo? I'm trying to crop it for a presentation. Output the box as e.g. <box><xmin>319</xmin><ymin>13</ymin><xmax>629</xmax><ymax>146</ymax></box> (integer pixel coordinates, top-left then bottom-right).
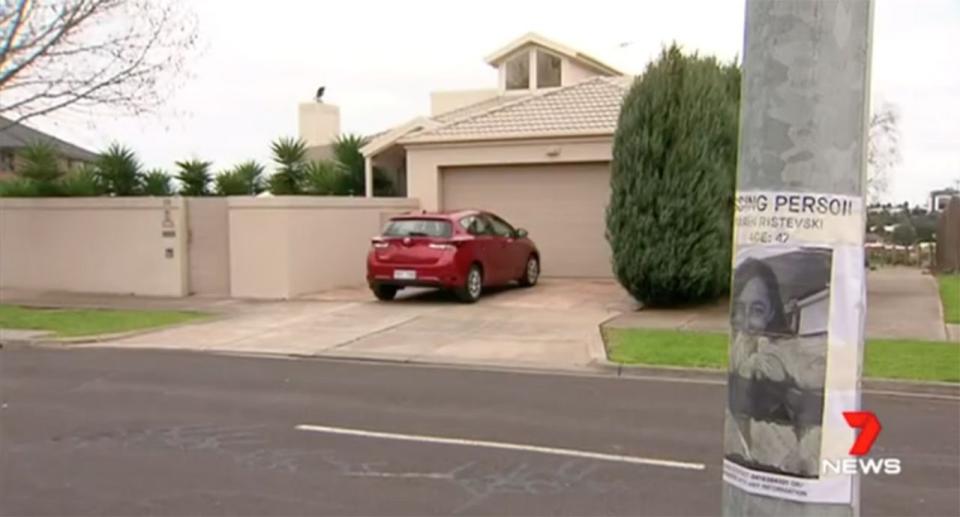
<box><xmin>441</xmin><ymin>163</ymin><xmax>611</xmax><ymax>278</ymax></box>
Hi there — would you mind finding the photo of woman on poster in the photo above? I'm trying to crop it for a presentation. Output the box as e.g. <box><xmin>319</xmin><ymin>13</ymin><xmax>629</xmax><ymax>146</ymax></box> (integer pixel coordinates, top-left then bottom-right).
<box><xmin>724</xmin><ymin>246</ymin><xmax>831</xmax><ymax>478</ymax></box>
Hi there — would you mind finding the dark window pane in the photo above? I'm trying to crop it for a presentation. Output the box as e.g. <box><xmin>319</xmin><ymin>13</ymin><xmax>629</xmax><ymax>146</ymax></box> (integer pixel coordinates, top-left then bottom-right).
<box><xmin>536</xmin><ymin>50</ymin><xmax>561</xmax><ymax>88</ymax></box>
<box><xmin>0</xmin><ymin>152</ymin><xmax>14</xmax><ymax>171</ymax></box>
<box><xmin>486</xmin><ymin>214</ymin><xmax>514</xmax><ymax>237</ymax></box>
<box><xmin>384</xmin><ymin>219</ymin><xmax>452</xmax><ymax>238</ymax></box>
<box><xmin>460</xmin><ymin>215</ymin><xmax>491</xmax><ymax>236</ymax></box>
<box><xmin>505</xmin><ymin>53</ymin><xmax>530</xmax><ymax>90</ymax></box>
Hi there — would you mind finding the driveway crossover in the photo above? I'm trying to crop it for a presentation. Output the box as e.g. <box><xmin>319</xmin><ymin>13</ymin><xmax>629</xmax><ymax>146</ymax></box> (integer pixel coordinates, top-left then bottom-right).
<box><xmin>101</xmin><ymin>280</ymin><xmax>633</xmax><ymax>369</ymax></box>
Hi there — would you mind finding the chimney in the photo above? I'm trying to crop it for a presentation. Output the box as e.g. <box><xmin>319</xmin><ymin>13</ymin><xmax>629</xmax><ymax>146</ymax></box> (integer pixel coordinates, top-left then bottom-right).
<box><xmin>298</xmin><ymin>101</ymin><xmax>340</xmax><ymax>147</ymax></box>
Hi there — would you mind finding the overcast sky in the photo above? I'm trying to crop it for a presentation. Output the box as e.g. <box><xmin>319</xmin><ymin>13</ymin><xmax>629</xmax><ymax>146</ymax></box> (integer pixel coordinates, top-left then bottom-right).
<box><xmin>31</xmin><ymin>0</ymin><xmax>960</xmax><ymax>205</ymax></box>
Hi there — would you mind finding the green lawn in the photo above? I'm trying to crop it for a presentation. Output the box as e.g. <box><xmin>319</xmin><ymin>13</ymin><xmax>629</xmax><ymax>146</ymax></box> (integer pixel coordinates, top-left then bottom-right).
<box><xmin>0</xmin><ymin>305</ymin><xmax>207</xmax><ymax>338</ymax></box>
<box><xmin>605</xmin><ymin>328</ymin><xmax>960</xmax><ymax>383</ymax></box>
<box><xmin>938</xmin><ymin>274</ymin><xmax>960</xmax><ymax>324</ymax></box>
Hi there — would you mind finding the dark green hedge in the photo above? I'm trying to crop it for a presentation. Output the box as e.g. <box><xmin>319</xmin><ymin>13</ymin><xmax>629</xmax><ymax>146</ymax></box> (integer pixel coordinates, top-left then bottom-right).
<box><xmin>607</xmin><ymin>45</ymin><xmax>740</xmax><ymax>307</ymax></box>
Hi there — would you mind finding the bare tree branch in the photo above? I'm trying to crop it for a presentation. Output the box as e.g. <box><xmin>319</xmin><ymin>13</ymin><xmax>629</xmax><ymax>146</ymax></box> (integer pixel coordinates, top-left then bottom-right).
<box><xmin>866</xmin><ymin>102</ymin><xmax>901</xmax><ymax>203</ymax></box>
<box><xmin>0</xmin><ymin>0</ymin><xmax>31</xmax><ymax>69</ymax></box>
<box><xmin>0</xmin><ymin>2</ymin><xmax>105</xmax><ymax>88</ymax></box>
<box><xmin>0</xmin><ymin>0</ymin><xmax>197</xmax><ymax>127</ymax></box>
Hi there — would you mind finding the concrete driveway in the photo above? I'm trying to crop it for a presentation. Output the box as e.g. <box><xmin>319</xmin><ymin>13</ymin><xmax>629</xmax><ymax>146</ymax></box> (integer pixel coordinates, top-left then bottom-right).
<box><xmin>103</xmin><ymin>280</ymin><xmax>634</xmax><ymax>370</ymax></box>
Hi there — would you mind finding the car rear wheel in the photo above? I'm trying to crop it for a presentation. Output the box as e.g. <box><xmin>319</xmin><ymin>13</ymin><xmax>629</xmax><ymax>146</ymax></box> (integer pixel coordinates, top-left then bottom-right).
<box><xmin>519</xmin><ymin>255</ymin><xmax>539</xmax><ymax>287</ymax></box>
<box><xmin>455</xmin><ymin>265</ymin><xmax>483</xmax><ymax>303</ymax></box>
<box><xmin>372</xmin><ymin>284</ymin><xmax>398</xmax><ymax>301</ymax></box>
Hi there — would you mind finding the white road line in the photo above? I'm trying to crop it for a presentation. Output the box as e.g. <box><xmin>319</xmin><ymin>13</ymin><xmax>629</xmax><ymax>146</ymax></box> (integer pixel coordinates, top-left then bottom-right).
<box><xmin>295</xmin><ymin>424</ymin><xmax>705</xmax><ymax>471</ymax></box>
<box><xmin>347</xmin><ymin>472</ymin><xmax>453</xmax><ymax>480</ymax></box>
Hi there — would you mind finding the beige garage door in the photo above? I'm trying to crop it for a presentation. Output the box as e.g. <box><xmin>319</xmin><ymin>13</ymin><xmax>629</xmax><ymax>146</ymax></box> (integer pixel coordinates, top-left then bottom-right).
<box><xmin>441</xmin><ymin>163</ymin><xmax>612</xmax><ymax>277</ymax></box>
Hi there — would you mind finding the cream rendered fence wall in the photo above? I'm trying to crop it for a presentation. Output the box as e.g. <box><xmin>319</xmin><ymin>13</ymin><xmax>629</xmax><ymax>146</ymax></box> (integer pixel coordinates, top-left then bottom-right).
<box><xmin>0</xmin><ymin>198</ymin><xmax>189</xmax><ymax>296</ymax></box>
<box><xmin>0</xmin><ymin>196</ymin><xmax>420</xmax><ymax>300</ymax></box>
<box><xmin>228</xmin><ymin>197</ymin><xmax>420</xmax><ymax>299</ymax></box>
<box><xmin>185</xmin><ymin>197</ymin><xmax>231</xmax><ymax>296</ymax></box>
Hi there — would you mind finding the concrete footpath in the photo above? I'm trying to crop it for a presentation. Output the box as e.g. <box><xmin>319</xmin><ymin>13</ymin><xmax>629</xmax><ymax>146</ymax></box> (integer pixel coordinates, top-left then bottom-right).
<box><xmin>1</xmin><ymin>268</ymin><xmax>950</xmax><ymax>374</ymax></box>
<box><xmin>606</xmin><ymin>267</ymin><xmax>950</xmax><ymax>342</ymax></box>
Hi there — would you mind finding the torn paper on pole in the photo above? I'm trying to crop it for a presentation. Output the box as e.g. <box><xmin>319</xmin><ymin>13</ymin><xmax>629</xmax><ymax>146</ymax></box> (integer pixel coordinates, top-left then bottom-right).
<box><xmin>722</xmin><ymin>190</ymin><xmax>865</xmax><ymax>504</ymax></box>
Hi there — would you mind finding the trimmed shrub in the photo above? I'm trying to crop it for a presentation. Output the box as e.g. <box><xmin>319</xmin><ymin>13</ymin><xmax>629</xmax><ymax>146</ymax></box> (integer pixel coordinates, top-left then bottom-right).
<box><xmin>0</xmin><ymin>178</ymin><xmax>42</xmax><ymax>197</ymax></box>
<box><xmin>607</xmin><ymin>44</ymin><xmax>740</xmax><ymax>307</ymax></box>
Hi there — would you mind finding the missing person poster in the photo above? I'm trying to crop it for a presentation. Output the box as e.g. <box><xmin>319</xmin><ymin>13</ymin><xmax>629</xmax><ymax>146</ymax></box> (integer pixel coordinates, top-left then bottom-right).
<box><xmin>722</xmin><ymin>191</ymin><xmax>865</xmax><ymax>504</ymax></box>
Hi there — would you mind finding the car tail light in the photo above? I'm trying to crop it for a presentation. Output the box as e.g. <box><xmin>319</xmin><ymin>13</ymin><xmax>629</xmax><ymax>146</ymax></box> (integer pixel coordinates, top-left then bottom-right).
<box><xmin>371</xmin><ymin>239</ymin><xmax>389</xmax><ymax>249</ymax></box>
<box><xmin>428</xmin><ymin>243</ymin><xmax>456</xmax><ymax>251</ymax></box>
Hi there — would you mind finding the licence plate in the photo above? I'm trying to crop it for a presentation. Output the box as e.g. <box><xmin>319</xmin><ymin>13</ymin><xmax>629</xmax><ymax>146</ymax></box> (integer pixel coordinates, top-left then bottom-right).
<box><xmin>393</xmin><ymin>269</ymin><xmax>417</xmax><ymax>280</ymax></box>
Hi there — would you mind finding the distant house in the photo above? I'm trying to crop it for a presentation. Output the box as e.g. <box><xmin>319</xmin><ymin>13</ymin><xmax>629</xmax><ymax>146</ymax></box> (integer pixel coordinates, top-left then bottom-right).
<box><xmin>929</xmin><ymin>188</ymin><xmax>959</xmax><ymax>212</ymax></box>
<box><xmin>0</xmin><ymin>116</ymin><xmax>98</xmax><ymax>179</ymax></box>
<box><xmin>368</xmin><ymin>33</ymin><xmax>629</xmax><ymax>277</ymax></box>
<box><xmin>292</xmin><ymin>33</ymin><xmax>632</xmax><ymax>278</ymax></box>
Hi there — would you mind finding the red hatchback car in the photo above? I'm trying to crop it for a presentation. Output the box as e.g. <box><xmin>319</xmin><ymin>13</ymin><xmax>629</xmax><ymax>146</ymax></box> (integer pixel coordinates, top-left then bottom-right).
<box><xmin>367</xmin><ymin>210</ymin><xmax>540</xmax><ymax>303</ymax></box>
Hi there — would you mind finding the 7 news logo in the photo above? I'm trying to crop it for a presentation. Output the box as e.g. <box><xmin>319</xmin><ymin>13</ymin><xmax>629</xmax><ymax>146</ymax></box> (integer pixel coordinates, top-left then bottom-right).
<box><xmin>821</xmin><ymin>411</ymin><xmax>901</xmax><ymax>476</ymax></box>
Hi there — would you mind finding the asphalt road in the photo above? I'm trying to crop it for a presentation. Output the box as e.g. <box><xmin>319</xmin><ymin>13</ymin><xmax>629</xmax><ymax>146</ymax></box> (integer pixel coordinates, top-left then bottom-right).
<box><xmin>1</xmin><ymin>348</ymin><xmax>957</xmax><ymax>516</ymax></box>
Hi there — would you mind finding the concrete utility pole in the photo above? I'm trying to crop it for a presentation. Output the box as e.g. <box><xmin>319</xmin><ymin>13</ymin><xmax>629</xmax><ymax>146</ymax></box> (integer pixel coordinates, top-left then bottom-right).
<box><xmin>722</xmin><ymin>1</ymin><xmax>874</xmax><ymax>516</ymax></box>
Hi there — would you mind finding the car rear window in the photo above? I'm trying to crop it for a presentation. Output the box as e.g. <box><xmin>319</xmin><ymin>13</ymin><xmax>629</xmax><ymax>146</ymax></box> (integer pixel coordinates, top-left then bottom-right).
<box><xmin>383</xmin><ymin>219</ymin><xmax>453</xmax><ymax>238</ymax></box>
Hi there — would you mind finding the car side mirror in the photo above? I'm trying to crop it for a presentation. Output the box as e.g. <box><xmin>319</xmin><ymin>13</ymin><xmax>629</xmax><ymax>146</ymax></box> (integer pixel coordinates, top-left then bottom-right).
<box><xmin>515</xmin><ymin>228</ymin><xmax>528</xmax><ymax>239</ymax></box>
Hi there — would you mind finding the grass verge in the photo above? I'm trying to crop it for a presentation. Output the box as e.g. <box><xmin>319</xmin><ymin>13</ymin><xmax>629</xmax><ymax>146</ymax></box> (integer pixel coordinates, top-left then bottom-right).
<box><xmin>938</xmin><ymin>274</ymin><xmax>960</xmax><ymax>324</ymax></box>
<box><xmin>0</xmin><ymin>305</ymin><xmax>208</xmax><ymax>338</ymax></box>
<box><xmin>604</xmin><ymin>328</ymin><xmax>960</xmax><ymax>383</ymax></box>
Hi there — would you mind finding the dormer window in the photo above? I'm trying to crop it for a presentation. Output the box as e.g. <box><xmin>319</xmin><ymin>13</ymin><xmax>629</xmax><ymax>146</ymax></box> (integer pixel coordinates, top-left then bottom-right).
<box><xmin>536</xmin><ymin>50</ymin><xmax>562</xmax><ymax>88</ymax></box>
<box><xmin>505</xmin><ymin>53</ymin><xmax>530</xmax><ymax>90</ymax></box>
<box><xmin>504</xmin><ymin>48</ymin><xmax>564</xmax><ymax>91</ymax></box>
<box><xmin>489</xmin><ymin>34</ymin><xmax>623</xmax><ymax>92</ymax></box>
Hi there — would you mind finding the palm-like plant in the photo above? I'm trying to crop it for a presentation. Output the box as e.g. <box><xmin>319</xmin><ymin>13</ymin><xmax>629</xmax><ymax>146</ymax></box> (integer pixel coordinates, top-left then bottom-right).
<box><xmin>232</xmin><ymin>160</ymin><xmax>265</xmax><ymax>195</ymax></box>
<box><xmin>330</xmin><ymin>133</ymin><xmax>394</xmax><ymax>196</ymax></box>
<box><xmin>303</xmin><ymin>160</ymin><xmax>342</xmax><ymax>195</ymax></box>
<box><xmin>270</xmin><ymin>137</ymin><xmax>307</xmax><ymax>194</ymax></box>
<box><xmin>13</xmin><ymin>141</ymin><xmax>63</xmax><ymax>196</ymax></box>
<box><xmin>175</xmin><ymin>159</ymin><xmax>213</xmax><ymax>196</ymax></box>
<box><xmin>267</xmin><ymin>174</ymin><xmax>288</xmax><ymax>196</ymax></box>
<box><xmin>214</xmin><ymin>170</ymin><xmax>248</xmax><ymax>196</ymax></box>
<box><xmin>96</xmin><ymin>143</ymin><xmax>143</xmax><ymax>195</ymax></box>
<box><xmin>332</xmin><ymin>134</ymin><xmax>366</xmax><ymax>194</ymax></box>
<box><xmin>16</xmin><ymin>141</ymin><xmax>63</xmax><ymax>183</ymax></box>
<box><xmin>143</xmin><ymin>169</ymin><xmax>175</xmax><ymax>196</ymax></box>
<box><xmin>59</xmin><ymin>164</ymin><xmax>104</xmax><ymax>196</ymax></box>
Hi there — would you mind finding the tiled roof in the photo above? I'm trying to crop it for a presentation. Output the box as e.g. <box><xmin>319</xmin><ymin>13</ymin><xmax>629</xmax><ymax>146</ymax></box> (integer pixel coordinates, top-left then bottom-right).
<box><xmin>432</xmin><ymin>95</ymin><xmax>527</xmax><ymax>123</ymax></box>
<box><xmin>0</xmin><ymin>116</ymin><xmax>98</xmax><ymax>161</ymax></box>
<box><xmin>400</xmin><ymin>77</ymin><xmax>630</xmax><ymax>144</ymax></box>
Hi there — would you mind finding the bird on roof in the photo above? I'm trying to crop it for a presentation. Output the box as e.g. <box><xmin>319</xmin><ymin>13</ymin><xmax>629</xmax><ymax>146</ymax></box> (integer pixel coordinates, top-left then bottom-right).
<box><xmin>315</xmin><ymin>86</ymin><xmax>325</xmax><ymax>103</ymax></box>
